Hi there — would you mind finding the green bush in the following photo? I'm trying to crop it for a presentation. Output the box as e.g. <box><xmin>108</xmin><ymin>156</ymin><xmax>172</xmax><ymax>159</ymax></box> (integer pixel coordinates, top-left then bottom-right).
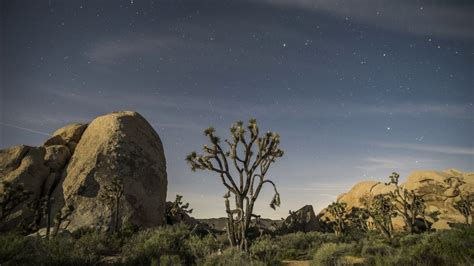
<box><xmin>360</xmin><ymin>241</ymin><xmax>394</xmax><ymax>257</ymax></box>
<box><xmin>375</xmin><ymin>227</ymin><xmax>474</xmax><ymax>266</ymax></box>
<box><xmin>398</xmin><ymin>233</ymin><xmax>424</xmax><ymax>247</ymax></box>
<box><xmin>0</xmin><ymin>232</ymin><xmax>37</xmax><ymax>265</ymax></box>
<box><xmin>276</xmin><ymin>231</ymin><xmax>339</xmax><ymax>260</ymax></box>
<box><xmin>250</xmin><ymin>236</ymin><xmax>281</xmax><ymax>264</ymax></box>
<box><xmin>122</xmin><ymin>223</ymin><xmax>192</xmax><ymax>265</ymax></box>
<box><xmin>185</xmin><ymin>234</ymin><xmax>221</xmax><ymax>260</ymax></box>
<box><xmin>158</xmin><ymin>254</ymin><xmax>184</xmax><ymax>266</ymax></box>
<box><xmin>312</xmin><ymin>243</ymin><xmax>355</xmax><ymax>266</ymax></box>
<box><xmin>201</xmin><ymin>248</ymin><xmax>264</xmax><ymax>266</ymax></box>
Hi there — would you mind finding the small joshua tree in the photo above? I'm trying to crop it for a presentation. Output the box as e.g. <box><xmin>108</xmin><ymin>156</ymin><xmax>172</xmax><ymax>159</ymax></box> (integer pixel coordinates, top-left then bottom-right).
<box><xmin>0</xmin><ymin>181</ymin><xmax>32</xmax><ymax>222</ymax></box>
<box><xmin>327</xmin><ymin>202</ymin><xmax>347</xmax><ymax>236</ymax></box>
<box><xmin>186</xmin><ymin>119</ymin><xmax>283</xmax><ymax>251</ymax></box>
<box><xmin>385</xmin><ymin>172</ymin><xmax>427</xmax><ymax>233</ymax></box>
<box><xmin>453</xmin><ymin>193</ymin><xmax>473</xmax><ymax>225</ymax></box>
<box><xmin>40</xmin><ymin>196</ymin><xmax>55</xmax><ymax>238</ymax></box>
<box><xmin>100</xmin><ymin>177</ymin><xmax>124</xmax><ymax>233</ymax></box>
<box><xmin>166</xmin><ymin>194</ymin><xmax>193</xmax><ymax>225</ymax></box>
<box><xmin>361</xmin><ymin>193</ymin><xmax>396</xmax><ymax>239</ymax></box>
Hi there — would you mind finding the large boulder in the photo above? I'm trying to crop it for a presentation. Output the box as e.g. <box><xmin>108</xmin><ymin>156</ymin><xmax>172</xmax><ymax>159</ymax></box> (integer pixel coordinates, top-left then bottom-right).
<box><xmin>0</xmin><ymin>111</ymin><xmax>168</xmax><ymax>233</ymax></box>
<box><xmin>61</xmin><ymin>111</ymin><xmax>167</xmax><ymax>230</ymax></box>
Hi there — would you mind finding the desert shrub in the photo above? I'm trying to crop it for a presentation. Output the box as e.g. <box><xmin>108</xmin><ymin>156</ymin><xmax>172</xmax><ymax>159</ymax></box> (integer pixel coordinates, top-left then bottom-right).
<box><xmin>398</xmin><ymin>233</ymin><xmax>424</xmax><ymax>247</ymax></box>
<box><xmin>185</xmin><ymin>234</ymin><xmax>221</xmax><ymax>261</ymax></box>
<box><xmin>376</xmin><ymin>227</ymin><xmax>474</xmax><ymax>265</ymax></box>
<box><xmin>201</xmin><ymin>248</ymin><xmax>264</xmax><ymax>266</ymax></box>
<box><xmin>158</xmin><ymin>254</ymin><xmax>184</xmax><ymax>265</ymax></box>
<box><xmin>361</xmin><ymin>241</ymin><xmax>394</xmax><ymax>257</ymax></box>
<box><xmin>122</xmin><ymin>223</ymin><xmax>192</xmax><ymax>265</ymax></box>
<box><xmin>35</xmin><ymin>236</ymin><xmax>87</xmax><ymax>265</ymax></box>
<box><xmin>276</xmin><ymin>231</ymin><xmax>339</xmax><ymax>260</ymax></box>
<box><xmin>407</xmin><ymin>228</ymin><xmax>473</xmax><ymax>265</ymax></box>
<box><xmin>359</xmin><ymin>240</ymin><xmax>394</xmax><ymax>265</ymax></box>
<box><xmin>120</xmin><ymin>221</ymin><xmax>140</xmax><ymax>239</ymax></box>
<box><xmin>250</xmin><ymin>236</ymin><xmax>281</xmax><ymax>264</ymax></box>
<box><xmin>0</xmin><ymin>231</ymin><xmax>118</xmax><ymax>265</ymax></box>
<box><xmin>74</xmin><ymin>230</ymin><xmax>122</xmax><ymax>257</ymax></box>
<box><xmin>215</xmin><ymin>232</ymin><xmax>230</xmax><ymax>246</ymax></box>
<box><xmin>312</xmin><ymin>243</ymin><xmax>355</xmax><ymax>266</ymax></box>
<box><xmin>0</xmin><ymin>232</ymin><xmax>37</xmax><ymax>265</ymax></box>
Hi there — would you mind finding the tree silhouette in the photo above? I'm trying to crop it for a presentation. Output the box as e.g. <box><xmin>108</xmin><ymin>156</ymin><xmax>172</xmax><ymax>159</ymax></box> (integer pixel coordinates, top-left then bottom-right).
<box><xmin>186</xmin><ymin>119</ymin><xmax>283</xmax><ymax>251</ymax></box>
<box><xmin>100</xmin><ymin>177</ymin><xmax>124</xmax><ymax>233</ymax></box>
<box><xmin>327</xmin><ymin>202</ymin><xmax>347</xmax><ymax>236</ymax></box>
<box><xmin>385</xmin><ymin>172</ymin><xmax>427</xmax><ymax>233</ymax></box>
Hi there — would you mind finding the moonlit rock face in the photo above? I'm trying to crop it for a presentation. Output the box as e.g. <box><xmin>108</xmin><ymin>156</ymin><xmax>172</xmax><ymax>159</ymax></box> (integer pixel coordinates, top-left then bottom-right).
<box><xmin>321</xmin><ymin>169</ymin><xmax>474</xmax><ymax>231</ymax></box>
<box><xmin>62</xmin><ymin>111</ymin><xmax>168</xmax><ymax>230</ymax></box>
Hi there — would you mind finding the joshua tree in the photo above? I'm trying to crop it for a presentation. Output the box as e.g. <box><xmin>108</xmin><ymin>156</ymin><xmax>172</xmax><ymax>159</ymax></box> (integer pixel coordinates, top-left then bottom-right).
<box><xmin>100</xmin><ymin>177</ymin><xmax>124</xmax><ymax>233</ymax></box>
<box><xmin>166</xmin><ymin>194</ymin><xmax>193</xmax><ymax>225</ymax></box>
<box><xmin>385</xmin><ymin>172</ymin><xmax>426</xmax><ymax>233</ymax></box>
<box><xmin>361</xmin><ymin>193</ymin><xmax>396</xmax><ymax>239</ymax></box>
<box><xmin>52</xmin><ymin>204</ymin><xmax>75</xmax><ymax>237</ymax></box>
<box><xmin>280</xmin><ymin>209</ymin><xmax>312</xmax><ymax>233</ymax></box>
<box><xmin>186</xmin><ymin>119</ymin><xmax>283</xmax><ymax>251</ymax></box>
<box><xmin>0</xmin><ymin>181</ymin><xmax>32</xmax><ymax>222</ymax></box>
<box><xmin>327</xmin><ymin>202</ymin><xmax>347</xmax><ymax>236</ymax></box>
<box><xmin>453</xmin><ymin>193</ymin><xmax>473</xmax><ymax>225</ymax></box>
<box><xmin>347</xmin><ymin>207</ymin><xmax>370</xmax><ymax>233</ymax></box>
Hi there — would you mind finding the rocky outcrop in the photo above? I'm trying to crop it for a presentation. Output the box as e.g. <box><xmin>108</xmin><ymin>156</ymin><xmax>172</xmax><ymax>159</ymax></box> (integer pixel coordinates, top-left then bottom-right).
<box><xmin>279</xmin><ymin>205</ymin><xmax>322</xmax><ymax>233</ymax></box>
<box><xmin>0</xmin><ymin>111</ymin><xmax>168</xmax><ymax>232</ymax></box>
<box><xmin>0</xmin><ymin>146</ymin><xmax>50</xmax><ymax>229</ymax></box>
<box><xmin>320</xmin><ymin>169</ymin><xmax>474</xmax><ymax>231</ymax></box>
<box><xmin>44</xmin><ymin>123</ymin><xmax>87</xmax><ymax>153</ymax></box>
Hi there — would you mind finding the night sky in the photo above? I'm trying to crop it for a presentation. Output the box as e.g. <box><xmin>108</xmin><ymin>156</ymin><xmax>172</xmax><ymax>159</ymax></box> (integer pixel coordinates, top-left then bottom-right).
<box><xmin>1</xmin><ymin>0</ymin><xmax>473</xmax><ymax>219</ymax></box>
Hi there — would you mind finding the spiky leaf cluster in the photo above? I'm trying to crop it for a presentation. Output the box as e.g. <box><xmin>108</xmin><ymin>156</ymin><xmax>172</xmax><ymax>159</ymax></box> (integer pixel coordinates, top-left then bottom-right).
<box><xmin>185</xmin><ymin>118</ymin><xmax>283</xmax><ymax>205</ymax></box>
<box><xmin>453</xmin><ymin>193</ymin><xmax>473</xmax><ymax>225</ymax></box>
<box><xmin>168</xmin><ymin>194</ymin><xmax>193</xmax><ymax>217</ymax></box>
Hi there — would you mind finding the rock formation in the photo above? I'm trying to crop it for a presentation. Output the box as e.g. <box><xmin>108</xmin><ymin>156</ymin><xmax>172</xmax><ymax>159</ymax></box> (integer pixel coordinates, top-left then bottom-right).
<box><xmin>0</xmin><ymin>111</ymin><xmax>167</xmax><ymax>232</ymax></box>
<box><xmin>279</xmin><ymin>205</ymin><xmax>322</xmax><ymax>233</ymax></box>
<box><xmin>319</xmin><ymin>169</ymin><xmax>473</xmax><ymax>231</ymax></box>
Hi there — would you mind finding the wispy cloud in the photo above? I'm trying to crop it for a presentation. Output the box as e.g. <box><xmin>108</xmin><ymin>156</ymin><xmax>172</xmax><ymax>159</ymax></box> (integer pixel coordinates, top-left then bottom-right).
<box><xmin>86</xmin><ymin>36</ymin><xmax>180</xmax><ymax>64</ymax></box>
<box><xmin>363</xmin><ymin>103</ymin><xmax>473</xmax><ymax>118</ymax></box>
<box><xmin>258</xmin><ymin>0</ymin><xmax>474</xmax><ymax>39</ymax></box>
<box><xmin>374</xmin><ymin>142</ymin><xmax>474</xmax><ymax>155</ymax></box>
<box><xmin>9</xmin><ymin>88</ymin><xmax>471</xmax><ymax>136</ymax></box>
<box><xmin>356</xmin><ymin>157</ymin><xmax>405</xmax><ymax>171</ymax></box>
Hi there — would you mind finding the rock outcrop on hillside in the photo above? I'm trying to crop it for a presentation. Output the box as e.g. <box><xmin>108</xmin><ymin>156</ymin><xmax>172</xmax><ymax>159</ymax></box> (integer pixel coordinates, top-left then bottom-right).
<box><xmin>279</xmin><ymin>205</ymin><xmax>322</xmax><ymax>233</ymax></box>
<box><xmin>0</xmin><ymin>111</ymin><xmax>167</xmax><ymax>232</ymax></box>
<box><xmin>319</xmin><ymin>169</ymin><xmax>473</xmax><ymax>231</ymax></box>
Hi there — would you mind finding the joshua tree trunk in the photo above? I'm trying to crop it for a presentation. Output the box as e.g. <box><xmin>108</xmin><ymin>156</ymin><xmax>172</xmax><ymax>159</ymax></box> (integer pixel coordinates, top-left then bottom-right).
<box><xmin>115</xmin><ymin>195</ymin><xmax>120</xmax><ymax>233</ymax></box>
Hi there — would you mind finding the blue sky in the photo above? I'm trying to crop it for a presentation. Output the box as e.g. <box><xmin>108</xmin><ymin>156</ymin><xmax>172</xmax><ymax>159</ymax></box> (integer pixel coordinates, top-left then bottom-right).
<box><xmin>1</xmin><ymin>0</ymin><xmax>473</xmax><ymax>218</ymax></box>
